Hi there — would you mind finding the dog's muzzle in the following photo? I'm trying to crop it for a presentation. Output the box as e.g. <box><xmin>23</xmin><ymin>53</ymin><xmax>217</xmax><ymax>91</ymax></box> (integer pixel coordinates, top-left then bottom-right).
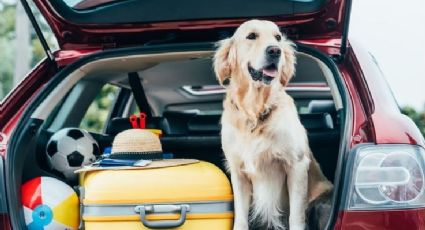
<box><xmin>248</xmin><ymin>62</ymin><xmax>278</xmax><ymax>85</ymax></box>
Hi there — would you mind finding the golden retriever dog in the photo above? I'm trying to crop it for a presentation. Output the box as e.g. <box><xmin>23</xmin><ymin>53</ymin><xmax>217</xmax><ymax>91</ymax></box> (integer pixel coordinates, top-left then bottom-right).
<box><xmin>214</xmin><ymin>20</ymin><xmax>332</xmax><ymax>230</ymax></box>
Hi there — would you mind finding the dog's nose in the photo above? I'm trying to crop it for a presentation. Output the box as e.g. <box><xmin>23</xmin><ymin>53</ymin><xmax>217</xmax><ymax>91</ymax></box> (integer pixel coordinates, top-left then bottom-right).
<box><xmin>266</xmin><ymin>46</ymin><xmax>281</xmax><ymax>59</ymax></box>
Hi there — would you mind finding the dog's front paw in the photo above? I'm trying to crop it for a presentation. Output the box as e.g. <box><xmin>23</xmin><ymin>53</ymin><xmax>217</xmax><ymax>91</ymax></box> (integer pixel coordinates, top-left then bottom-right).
<box><xmin>233</xmin><ymin>222</ymin><xmax>249</xmax><ymax>230</ymax></box>
<box><xmin>289</xmin><ymin>222</ymin><xmax>305</xmax><ymax>230</ymax></box>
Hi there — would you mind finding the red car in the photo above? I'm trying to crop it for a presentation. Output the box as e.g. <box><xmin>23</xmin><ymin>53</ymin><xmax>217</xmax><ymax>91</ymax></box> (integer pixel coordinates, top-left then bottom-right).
<box><xmin>1</xmin><ymin>0</ymin><xmax>425</xmax><ymax>229</ymax></box>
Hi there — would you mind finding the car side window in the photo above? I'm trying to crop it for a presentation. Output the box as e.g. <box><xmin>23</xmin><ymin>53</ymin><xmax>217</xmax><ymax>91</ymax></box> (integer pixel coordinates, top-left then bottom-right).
<box><xmin>80</xmin><ymin>84</ymin><xmax>119</xmax><ymax>133</ymax></box>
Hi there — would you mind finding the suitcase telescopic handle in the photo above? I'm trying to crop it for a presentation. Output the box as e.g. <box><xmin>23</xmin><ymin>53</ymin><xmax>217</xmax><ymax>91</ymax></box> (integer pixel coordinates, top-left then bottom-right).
<box><xmin>135</xmin><ymin>204</ymin><xmax>190</xmax><ymax>229</ymax></box>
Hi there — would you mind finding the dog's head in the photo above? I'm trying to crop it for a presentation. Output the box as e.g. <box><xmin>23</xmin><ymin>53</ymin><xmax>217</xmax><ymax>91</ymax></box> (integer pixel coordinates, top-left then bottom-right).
<box><xmin>214</xmin><ymin>20</ymin><xmax>296</xmax><ymax>87</ymax></box>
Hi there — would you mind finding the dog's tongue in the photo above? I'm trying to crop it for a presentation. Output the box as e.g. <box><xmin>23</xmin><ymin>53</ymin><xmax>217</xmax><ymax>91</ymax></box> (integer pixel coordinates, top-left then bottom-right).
<box><xmin>262</xmin><ymin>68</ymin><xmax>278</xmax><ymax>77</ymax></box>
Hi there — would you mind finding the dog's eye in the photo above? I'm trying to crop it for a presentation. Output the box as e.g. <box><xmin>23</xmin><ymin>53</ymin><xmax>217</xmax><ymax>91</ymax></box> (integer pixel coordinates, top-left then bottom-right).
<box><xmin>275</xmin><ymin>34</ymin><xmax>282</xmax><ymax>41</ymax></box>
<box><xmin>246</xmin><ymin>32</ymin><xmax>257</xmax><ymax>40</ymax></box>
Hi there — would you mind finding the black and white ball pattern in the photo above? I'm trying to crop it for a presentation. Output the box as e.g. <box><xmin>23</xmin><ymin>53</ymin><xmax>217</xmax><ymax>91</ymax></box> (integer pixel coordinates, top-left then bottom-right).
<box><xmin>46</xmin><ymin>128</ymin><xmax>99</xmax><ymax>181</ymax></box>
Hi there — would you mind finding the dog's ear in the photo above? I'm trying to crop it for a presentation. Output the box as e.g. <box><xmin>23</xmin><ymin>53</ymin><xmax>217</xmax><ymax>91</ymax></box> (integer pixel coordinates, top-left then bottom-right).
<box><xmin>213</xmin><ymin>38</ymin><xmax>235</xmax><ymax>86</ymax></box>
<box><xmin>280</xmin><ymin>40</ymin><xmax>296</xmax><ymax>87</ymax></box>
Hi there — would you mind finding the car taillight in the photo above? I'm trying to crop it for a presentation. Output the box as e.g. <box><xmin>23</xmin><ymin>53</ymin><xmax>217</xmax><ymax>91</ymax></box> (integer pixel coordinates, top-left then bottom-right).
<box><xmin>346</xmin><ymin>145</ymin><xmax>425</xmax><ymax>210</ymax></box>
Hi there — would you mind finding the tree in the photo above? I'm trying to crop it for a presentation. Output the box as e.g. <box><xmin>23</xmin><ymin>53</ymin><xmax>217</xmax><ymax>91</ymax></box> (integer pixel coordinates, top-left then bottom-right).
<box><xmin>80</xmin><ymin>84</ymin><xmax>119</xmax><ymax>133</ymax></box>
<box><xmin>401</xmin><ymin>106</ymin><xmax>425</xmax><ymax>137</ymax></box>
<box><xmin>0</xmin><ymin>1</ymin><xmax>56</xmax><ymax>100</ymax></box>
<box><xmin>0</xmin><ymin>3</ymin><xmax>16</xmax><ymax>99</ymax></box>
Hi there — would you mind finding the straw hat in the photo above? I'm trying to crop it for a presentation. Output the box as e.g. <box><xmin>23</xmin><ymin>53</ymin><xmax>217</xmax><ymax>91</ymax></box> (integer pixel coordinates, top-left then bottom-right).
<box><xmin>111</xmin><ymin>129</ymin><xmax>163</xmax><ymax>160</ymax></box>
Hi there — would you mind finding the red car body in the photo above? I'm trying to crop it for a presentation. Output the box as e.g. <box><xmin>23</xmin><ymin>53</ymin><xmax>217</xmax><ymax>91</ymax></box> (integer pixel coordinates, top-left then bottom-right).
<box><xmin>1</xmin><ymin>0</ymin><xmax>424</xmax><ymax>229</ymax></box>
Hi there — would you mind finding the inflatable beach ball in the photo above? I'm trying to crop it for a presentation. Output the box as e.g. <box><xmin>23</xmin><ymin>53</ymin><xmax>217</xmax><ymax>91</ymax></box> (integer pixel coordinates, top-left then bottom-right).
<box><xmin>22</xmin><ymin>177</ymin><xmax>79</xmax><ymax>230</ymax></box>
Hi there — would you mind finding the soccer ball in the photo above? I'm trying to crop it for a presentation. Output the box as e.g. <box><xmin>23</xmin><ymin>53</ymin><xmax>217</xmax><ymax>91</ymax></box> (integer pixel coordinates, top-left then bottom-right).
<box><xmin>46</xmin><ymin>128</ymin><xmax>99</xmax><ymax>181</ymax></box>
<box><xmin>22</xmin><ymin>177</ymin><xmax>79</xmax><ymax>230</ymax></box>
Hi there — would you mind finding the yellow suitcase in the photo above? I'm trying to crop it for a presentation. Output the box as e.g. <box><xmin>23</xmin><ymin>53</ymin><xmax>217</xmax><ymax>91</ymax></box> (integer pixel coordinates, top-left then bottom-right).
<box><xmin>79</xmin><ymin>161</ymin><xmax>234</xmax><ymax>229</ymax></box>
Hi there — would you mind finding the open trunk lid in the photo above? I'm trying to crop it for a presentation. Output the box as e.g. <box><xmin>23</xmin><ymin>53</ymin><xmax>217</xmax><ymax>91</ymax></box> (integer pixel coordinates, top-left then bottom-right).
<box><xmin>23</xmin><ymin>0</ymin><xmax>351</xmax><ymax>57</ymax></box>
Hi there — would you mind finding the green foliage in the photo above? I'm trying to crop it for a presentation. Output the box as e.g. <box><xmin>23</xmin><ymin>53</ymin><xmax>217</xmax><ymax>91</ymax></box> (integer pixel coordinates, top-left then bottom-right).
<box><xmin>0</xmin><ymin>2</ymin><xmax>57</xmax><ymax>100</ymax></box>
<box><xmin>0</xmin><ymin>4</ymin><xmax>15</xmax><ymax>37</ymax></box>
<box><xmin>31</xmin><ymin>38</ymin><xmax>46</xmax><ymax>66</ymax></box>
<box><xmin>401</xmin><ymin>106</ymin><xmax>425</xmax><ymax>137</ymax></box>
<box><xmin>0</xmin><ymin>2</ymin><xmax>109</xmax><ymax>133</ymax></box>
<box><xmin>0</xmin><ymin>36</ymin><xmax>14</xmax><ymax>98</ymax></box>
<box><xmin>80</xmin><ymin>84</ymin><xmax>119</xmax><ymax>133</ymax></box>
<box><xmin>0</xmin><ymin>4</ymin><xmax>16</xmax><ymax>99</ymax></box>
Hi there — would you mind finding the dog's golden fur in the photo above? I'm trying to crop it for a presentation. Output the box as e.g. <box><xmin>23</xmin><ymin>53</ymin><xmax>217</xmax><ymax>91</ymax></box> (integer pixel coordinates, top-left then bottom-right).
<box><xmin>214</xmin><ymin>20</ymin><xmax>332</xmax><ymax>230</ymax></box>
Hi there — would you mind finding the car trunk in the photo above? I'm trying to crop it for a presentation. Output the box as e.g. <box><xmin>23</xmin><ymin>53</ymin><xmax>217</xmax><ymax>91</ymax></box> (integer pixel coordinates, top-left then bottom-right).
<box><xmin>6</xmin><ymin>42</ymin><xmax>350</xmax><ymax>229</ymax></box>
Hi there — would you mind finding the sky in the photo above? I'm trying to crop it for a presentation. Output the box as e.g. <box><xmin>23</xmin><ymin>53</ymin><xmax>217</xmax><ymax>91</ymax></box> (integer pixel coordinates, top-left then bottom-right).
<box><xmin>350</xmin><ymin>0</ymin><xmax>425</xmax><ymax>110</ymax></box>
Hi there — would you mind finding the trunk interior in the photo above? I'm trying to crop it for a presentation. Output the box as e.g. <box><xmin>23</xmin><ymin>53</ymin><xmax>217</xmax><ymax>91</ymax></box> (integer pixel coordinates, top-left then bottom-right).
<box><xmin>8</xmin><ymin>43</ymin><xmax>346</xmax><ymax>229</ymax></box>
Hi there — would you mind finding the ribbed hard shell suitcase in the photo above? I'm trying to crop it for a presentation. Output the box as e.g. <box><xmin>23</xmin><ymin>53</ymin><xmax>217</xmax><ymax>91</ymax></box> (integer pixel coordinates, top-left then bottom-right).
<box><xmin>79</xmin><ymin>161</ymin><xmax>234</xmax><ymax>229</ymax></box>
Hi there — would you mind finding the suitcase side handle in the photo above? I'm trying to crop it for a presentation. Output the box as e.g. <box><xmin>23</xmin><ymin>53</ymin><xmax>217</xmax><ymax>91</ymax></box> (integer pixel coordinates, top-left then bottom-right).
<box><xmin>135</xmin><ymin>204</ymin><xmax>190</xmax><ymax>229</ymax></box>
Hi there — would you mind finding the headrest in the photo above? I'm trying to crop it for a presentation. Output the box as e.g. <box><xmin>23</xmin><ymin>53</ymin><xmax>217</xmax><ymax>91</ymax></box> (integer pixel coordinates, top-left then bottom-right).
<box><xmin>308</xmin><ymin>100</ymin><xmax>336</xmax><ymax>114</ymax></box>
